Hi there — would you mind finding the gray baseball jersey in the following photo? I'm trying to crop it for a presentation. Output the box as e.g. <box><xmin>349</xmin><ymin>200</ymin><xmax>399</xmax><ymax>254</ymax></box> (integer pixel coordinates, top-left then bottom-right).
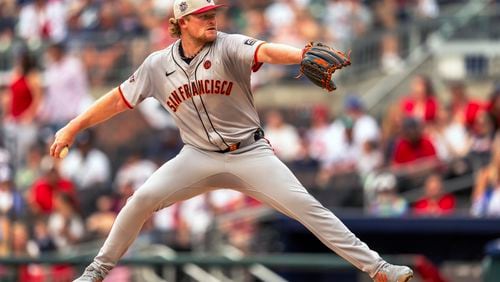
<box><xmin>88</xmin><ymin>32</ymin><xmax>387</xmax><ymax>280</ymax></box>
<box><xmin>120</xmin><ymin>32</ymin><xmax>264</xmax><ymax>152</ymax></box>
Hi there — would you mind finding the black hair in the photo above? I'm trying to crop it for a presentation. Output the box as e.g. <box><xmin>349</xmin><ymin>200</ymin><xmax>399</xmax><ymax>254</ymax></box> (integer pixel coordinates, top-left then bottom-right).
<box><xmin>416</xmin><ymin>74</ymin><xmax>435</xmax><ymax>97</ymax></box>
<box><xmin>19</xmin><ymin>51</ymin><xmax>38</xmax><ymax>75</ymax></box>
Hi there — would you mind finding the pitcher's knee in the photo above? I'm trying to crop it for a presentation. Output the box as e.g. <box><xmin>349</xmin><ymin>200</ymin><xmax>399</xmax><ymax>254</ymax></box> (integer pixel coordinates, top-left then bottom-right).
<box><xmin>291</xmin><ymin>197</ymin><xmax>329</xmax><ymax>216</ymax></box>
<box><xmin>126</xmin><ymin>192</ymin><xmax>161</xmax><ymax>211</ymax></box>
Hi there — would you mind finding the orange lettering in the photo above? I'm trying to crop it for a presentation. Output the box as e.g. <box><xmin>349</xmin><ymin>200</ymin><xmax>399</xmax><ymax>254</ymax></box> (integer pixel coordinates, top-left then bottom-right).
<box><xmin>197</xmin><ymin>80</ymin><xmax>205</xmax><ymax>94</ymax></box>
<box><xmin>220</xmin><ymin>81</ymin><xmax>227</xmax><ymax>95</ymax></box>
<box><xmin>172</xmin><ymin>90</ymin><xmax>182</xmax><ymax>104</ymax></box>
<box><xmin>167</xmin><ymin>101</ymin><xmax>177</xmax><ymax>112</ymax></box>
<box><xmin>205</xmin><ymin>80</ymin><xmax>210</xmax><ymax>94</ymax></box>
<box><xmin>168</xmin><ymin>96</ymin><xmax>178</xmax><ymax>107</ymax></box>
<box><xmin>179</xmin><ymin>86</ymin><xmax>186</xmax><ymax>100</ymax></box>
<box><xmin>225</xmin><ymin>82</ymin><xmax>233</xmax><ymax>95</ymax></box>
<box><xmin>214</xmin><ymin>80</ymin><xmax>221</xmax><ymax>94</ymax></box>
<box><xmin>183</xmin><ymin>85</ymin><xmax>190</xmax><ymax>98</ymax></box>
<box><xmin>191</xmin><ymin>82</ymin><xmax>198</xmax><ymax>96</ymax></box>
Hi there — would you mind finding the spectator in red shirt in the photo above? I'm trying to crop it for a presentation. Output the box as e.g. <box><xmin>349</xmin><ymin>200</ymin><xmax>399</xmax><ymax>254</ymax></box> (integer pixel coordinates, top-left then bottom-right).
<box><xmin>448</xmin><ymin>81</ymin><xmax>483</xmax><ymax>130</ymax></box>
<box><xmin>1</xmin><ymin>51</ymin><xmax>42</xmax><ymax>167</ymax></box>
<box><xmin>391</xmin><ymin>117</ymin><xmax>440</xmax><ymax>189</ymax></box>
<box><xmin>413</xmin><ymin>173</ymin><xmax>456</xmax><ymax>216</ymax></box>
<box><xmin>392</xmin><ymin>117</ymin><xmax>439</xmax><ymax>166</ymax></box>
<box><xmin>29</xmin><ymin>156</ymin><xmax>76</xmax><ymax>215</ymax></box>
<box><xmin>401</xmin><ymin>74</ymin><xmax>439</xmax><ymax>123</ymax></box>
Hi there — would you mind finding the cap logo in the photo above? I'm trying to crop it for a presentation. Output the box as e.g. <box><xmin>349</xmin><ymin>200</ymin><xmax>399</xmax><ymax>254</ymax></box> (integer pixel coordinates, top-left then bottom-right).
<box><xmin>179</xmin><ymin>1</ymin><xmax>188</xmax><ymax>12</ymax></box>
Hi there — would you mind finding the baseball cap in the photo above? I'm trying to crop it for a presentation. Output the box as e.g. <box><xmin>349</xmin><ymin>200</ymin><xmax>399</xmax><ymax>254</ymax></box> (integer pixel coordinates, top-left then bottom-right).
<box><xmin>344</xmin><ymin>95</ymin><xmax>364</xmax><ymax>111</ymax></box>
<box><xmin>173</xmin><ymin>0</ymin><xmax>226</xmax><ymax>19</ymax></box>
<box><xmin>373</xmin><ymin>172</ymin><xmax>397</xmax><ymax>192</ymax></box>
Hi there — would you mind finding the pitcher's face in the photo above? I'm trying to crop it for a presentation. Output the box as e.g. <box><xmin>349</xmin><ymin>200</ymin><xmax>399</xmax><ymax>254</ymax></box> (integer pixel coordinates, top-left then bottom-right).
<box><xmin>184</xmin><ymin>11</ymin><xmax>218</xmax><ymax>43</ymax></box>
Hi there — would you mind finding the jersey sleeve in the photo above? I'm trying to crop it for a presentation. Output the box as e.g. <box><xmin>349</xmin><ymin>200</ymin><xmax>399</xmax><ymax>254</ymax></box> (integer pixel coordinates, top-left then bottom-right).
<box><xmin>119</xmin><ymin>55</ymin><xmax>155</xmax><ymax>108</ymax></box>
<box><xmin>221</xmin><ymin>34</ymin><xmax>265</xmax><ymax>74</ymax></box>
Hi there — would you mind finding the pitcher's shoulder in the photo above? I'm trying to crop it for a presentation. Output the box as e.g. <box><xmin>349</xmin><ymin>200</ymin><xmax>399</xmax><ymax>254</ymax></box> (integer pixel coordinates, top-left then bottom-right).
<box><xmin>144</xmin><ymin>46</ymin><xmax>174</xmax><ymax>67</ymax></box>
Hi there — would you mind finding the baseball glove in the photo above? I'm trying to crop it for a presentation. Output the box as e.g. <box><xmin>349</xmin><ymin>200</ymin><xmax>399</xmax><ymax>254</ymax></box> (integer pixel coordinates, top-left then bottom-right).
<box><xmin>298</xmin><ymin>42</ymin><xmax>351</xmax><ymax>92</ymax></box>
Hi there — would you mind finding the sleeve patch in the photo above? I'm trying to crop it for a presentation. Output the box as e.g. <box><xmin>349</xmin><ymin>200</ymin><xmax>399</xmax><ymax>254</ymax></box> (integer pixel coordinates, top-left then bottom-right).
<box><xmin>244</xmin><ymin>38</ymin><xmax>257</xmax><ymax>46</ymax></box>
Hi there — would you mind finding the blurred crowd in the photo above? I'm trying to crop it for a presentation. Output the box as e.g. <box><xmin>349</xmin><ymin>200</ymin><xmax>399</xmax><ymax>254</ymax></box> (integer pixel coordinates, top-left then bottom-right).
<box><xmin>0</xmin><ymin>0</ymin><xmax>448</xmax><ymax>87</ymax></box>
<box><xmin>2</xmin><ymin>70</ymin><xmax>500</xmax><ymax>279</ymax></box>
<box><xmin>1</xmin><ymin>0</ymin><xmax>499</xmax><ymax>280</ymax></box>
<box><xmin>265</xmin><ymin>77</ymin><xmax>500</xmax><ymax>217</ymax></box>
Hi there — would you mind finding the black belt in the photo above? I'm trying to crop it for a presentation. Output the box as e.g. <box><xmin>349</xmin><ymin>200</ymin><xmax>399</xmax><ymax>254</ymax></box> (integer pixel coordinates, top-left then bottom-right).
<box><xmin>217</xmin><ymin>128</ymin><xmax>265</xmax><ymax>153</ymax></box>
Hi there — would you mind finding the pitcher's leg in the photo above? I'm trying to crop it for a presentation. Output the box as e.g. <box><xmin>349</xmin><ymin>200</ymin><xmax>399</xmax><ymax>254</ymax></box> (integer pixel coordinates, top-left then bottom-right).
<box><xmin>232</xmin><ymin>153</ymin><xmax>385</xmax><ymax>277</ymax></box>
<box><xmin>88</xmin><ymin>147</ymin><xmax>223</xmax><ymax>274</ymax></box>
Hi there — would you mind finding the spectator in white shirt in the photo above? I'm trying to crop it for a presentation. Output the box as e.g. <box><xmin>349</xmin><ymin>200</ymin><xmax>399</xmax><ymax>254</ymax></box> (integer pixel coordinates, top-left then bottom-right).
<box><xmin>114</xmin><ymin>148</ymin><xmax>158</xmax><ymax>192</ymax></box>
<box><xmin>344</xmin><ymin>95</ymin><xmax>380</xmax><ymax>148</ymax></box>
<box><xmin>264</xmin><ymin>110</ymin><xmax>302</xmax><ymax>162</ymax></box>
<box><xmin>48</xmin><ymin>192</ymin><xmax>84</xmax><ymax>250</ymax></box>
<box><xmin>60</xmin><ymin>129</ymin><xmax>110</xmax><ymax>216</ymax></box>
<box><xmin>17</xmin><ymin>0</ymin><xmax>67</xmax><ymax>45</ymax></box>
<box><xmin>39</xmin><ymin>42</ymin><xmax>93</xmax><ymax>131</ymax></box>
<box><xmin>306</xmin><ymin>105</ymin><xmax>332</xmax><ymax>163</ymax></box>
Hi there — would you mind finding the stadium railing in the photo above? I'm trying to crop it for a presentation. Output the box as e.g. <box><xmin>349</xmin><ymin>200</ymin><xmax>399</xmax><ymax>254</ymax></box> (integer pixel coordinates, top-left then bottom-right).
<box><xmin>0</xmin><ymin>252</ymin><xmax>416</xmax><ymax>282</ymax></box>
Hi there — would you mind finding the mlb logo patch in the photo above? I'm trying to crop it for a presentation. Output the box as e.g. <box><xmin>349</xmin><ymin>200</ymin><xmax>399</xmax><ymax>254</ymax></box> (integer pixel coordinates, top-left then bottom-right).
<box><xmin>179</xmin><ymin>1</ymin><xmax>188</xmax><ymax>12</ymax></box>
<box><xmin>244</xmin><ymin>38</ymin><xmax>257</xmax><ymax>46</ymax></box>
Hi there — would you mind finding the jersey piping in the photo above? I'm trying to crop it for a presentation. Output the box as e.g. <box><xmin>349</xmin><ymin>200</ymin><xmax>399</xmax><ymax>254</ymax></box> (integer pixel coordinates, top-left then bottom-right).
<box><xmin>193</xmin><ymin>45</ymin><xmax>231</xmax><ymax>149</ymax></box>
<box><xmin>171</xmin><ymin>44</ymin><xmax>214</xmax><ymax>146</ymax></box>
<box><xmin>252</xmin><ymin>42</ymin><xmax>266</xmax><ymax>72</ymax></box>
<box><xmin>118</xmin><ymin>86</ymin><xmax>133</xmax><ymax>109</ymax></box>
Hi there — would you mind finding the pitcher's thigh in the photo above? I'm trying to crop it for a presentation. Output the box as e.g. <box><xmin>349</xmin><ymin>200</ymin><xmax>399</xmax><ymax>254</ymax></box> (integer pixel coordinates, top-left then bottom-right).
<box><xmin>131</xmin><ymin>147</ymin><xmax>224</xmax><ymax>210</ymax></box>
<box><xmin>234</xmin><ymin>155</ymin><xmax>321</xmax><ymax>219</ymax></box>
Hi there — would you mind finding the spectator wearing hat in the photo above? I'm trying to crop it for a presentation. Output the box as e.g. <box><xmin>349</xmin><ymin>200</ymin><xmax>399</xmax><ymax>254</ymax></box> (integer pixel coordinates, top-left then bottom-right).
<box><xmin>321</xmin><ymin>115</ymin><xmax>359</xmax><ymax>176</ymax></box>
<box><xmin>305</xmin><ymin>105</ymin><xmax>332</xmax><ymax>164</ymax></box>
<box><xmin>392</xmin><ymin>117</ymin><xmax>438</xmax><ymax>167</ymax></box>
<box><xmin>391</xmin><ymin>117</ymin><xmax>440</xmax><ymax>189</ymax></box>
<box><xmin>343</xmin><ymin>95</ymin><xmax>383</xmax><ymax>177</ymax></box>
<box><xmin>344</xmin><ymin>95</ymin><xmax>380</xmax><ymax>149</ymax></box>
<box><xmin>322</xmin><ymin>96</ymin><xmax>379</xmax><ymax>169</ymax></box>
<box><xmin>60</xmin><ymin>129</ymin><xmax>111</xmax><ymax>216</ymax></box>
<box><xmin>366</xmin><ymin>172</ymin><xmax>408</xmax><ymax>217</ymax></box>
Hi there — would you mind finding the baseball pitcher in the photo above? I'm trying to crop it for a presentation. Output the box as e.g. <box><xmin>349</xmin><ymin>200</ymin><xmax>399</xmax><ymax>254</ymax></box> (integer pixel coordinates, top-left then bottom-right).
<box><xmin>50</xmin><ymin>0</ymin><xmax>413</xmax><ymax>281</ymax></box>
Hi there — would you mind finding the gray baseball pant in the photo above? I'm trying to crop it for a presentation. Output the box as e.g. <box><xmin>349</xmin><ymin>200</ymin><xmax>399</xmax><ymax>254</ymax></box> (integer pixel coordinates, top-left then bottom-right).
<box><xmin>92</xmin><ymin>139</ymin><xmax>385</xmax><ymax>277</ymax></box>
